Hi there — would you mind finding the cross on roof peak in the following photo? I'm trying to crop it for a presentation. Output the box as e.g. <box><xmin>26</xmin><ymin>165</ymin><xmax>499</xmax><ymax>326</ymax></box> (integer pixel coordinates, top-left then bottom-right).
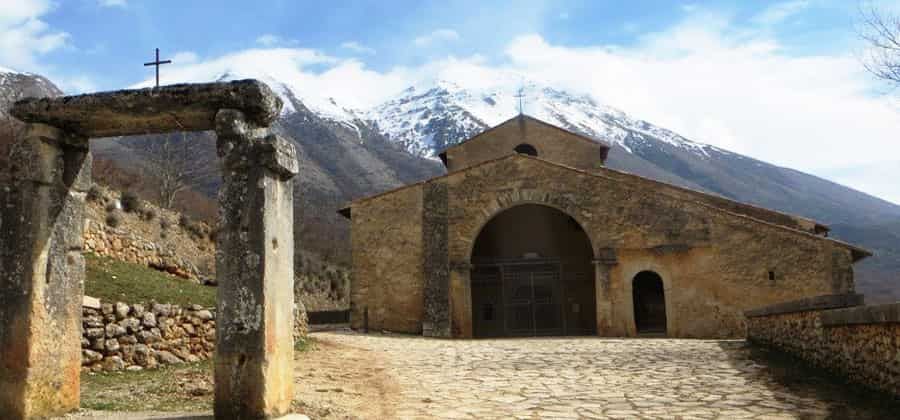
<box><xmin>514</xmin><ymin>86</ymin><xmax>526</xmax><ymax>115</ymax></box>
<box><xmin>143</xmin><ymin>48</ymin><xmax>172</xmax><ymax>88</ymax></box>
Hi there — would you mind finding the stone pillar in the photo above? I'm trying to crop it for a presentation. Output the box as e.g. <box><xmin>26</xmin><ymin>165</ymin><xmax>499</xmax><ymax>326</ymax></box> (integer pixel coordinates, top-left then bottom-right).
<box><xmin>448</xmin><ymin>262</ymin><xmax>473</xmax><ymax>338</ymax></box>
<box><xmin>422</xmin><ymin>182</ymin><xmax>450</xmax><ymax>337</ymax></box>
<box><xmin>214</xmin><ymin>109</ymin><xmax>298</xmax><ymax>419</ymax></box>
<box><xmin>0</xmin><ymin>124</ymin><xmax>90</xmax><ymax>419</ymax></box>
<box><xmin>594</xmin><ymin>248</ymin><xmax>618</xmax><ymax>337</ymax></box>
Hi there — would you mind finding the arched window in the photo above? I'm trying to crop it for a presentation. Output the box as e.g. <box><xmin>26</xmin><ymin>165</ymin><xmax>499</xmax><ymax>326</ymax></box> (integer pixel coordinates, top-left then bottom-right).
<box><xmin>514</xmin><ymin>143</ymin><xmax>538</xmax><ymax>156</ymax></box>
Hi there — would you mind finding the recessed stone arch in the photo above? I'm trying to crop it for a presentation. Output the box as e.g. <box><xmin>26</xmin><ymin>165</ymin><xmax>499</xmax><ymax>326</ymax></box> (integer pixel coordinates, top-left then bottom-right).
<box><xmin>468</xmin><ymin>203</ymin><xmax>597</xmax><ymax>337</ymax></box>
<box><xmin>461</xmin><ymin>189</ymin><xmax>599</xmax><ymax>263</ymax></box>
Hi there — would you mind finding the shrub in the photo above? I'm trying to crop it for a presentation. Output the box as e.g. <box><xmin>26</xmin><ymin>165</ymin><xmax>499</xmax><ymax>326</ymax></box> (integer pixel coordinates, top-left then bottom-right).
<box><xmin>179</xmin><ymin>214</ymin><xmax>191</xmax><ymax>228</ymax></box>
<box><xmin>87</xmin><ymin>185</ymin><xmax>102</xmax><ymax>202</ymax></box>
<box><xmin>139</xmin><ymin>208</ymin><xmax>156</xmax><ymax>221</ymax></box>
<box><xmin>105</xmin><ymin>211</ymin><xmax>122</xmax><ymax>228</ymax></box>
<box><xmin>121</xmin><ymin>191</ymin><xmax>142</xmax><ymax>213</ymax></box>
<box><xmin>105</xmin><ymin>201</ymin><xmax>118</xmax><ymax>213</ymax></box>
<box><xmin>160</xmin><ymin>217</ymin><xmax>171</xmax><ymax>231</ymax></box>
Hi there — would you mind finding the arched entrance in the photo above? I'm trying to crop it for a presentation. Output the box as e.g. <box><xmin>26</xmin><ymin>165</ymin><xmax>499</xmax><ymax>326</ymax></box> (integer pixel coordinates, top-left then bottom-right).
<box><xmin>632</xmin><ymin>271</ymin><xmax>667</xmax><ymax>335</ymax></box>
<box><xmin>470</xmin><ymin>204</ymin><xmax>596</xmax><ymax>337</ymax></box>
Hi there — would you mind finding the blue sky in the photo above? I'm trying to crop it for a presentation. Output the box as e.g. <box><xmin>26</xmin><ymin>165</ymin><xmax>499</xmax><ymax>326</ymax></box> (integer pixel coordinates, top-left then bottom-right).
<box><xmin>3</xmin><ymin>0</ymin><xmax>900</xmax><ymax>204</ymax></box>
<box><xmin>4</xmin><ymin>0</ymin><xmax>872</xmax><ymax>91</ymax></box>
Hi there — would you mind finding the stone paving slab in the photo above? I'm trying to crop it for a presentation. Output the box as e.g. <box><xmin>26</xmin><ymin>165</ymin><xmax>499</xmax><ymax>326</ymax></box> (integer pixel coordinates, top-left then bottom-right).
<box><xmin>317</xmin><ymin>331</ymin><xmax>898</xmax><ymax>419</ymax></box>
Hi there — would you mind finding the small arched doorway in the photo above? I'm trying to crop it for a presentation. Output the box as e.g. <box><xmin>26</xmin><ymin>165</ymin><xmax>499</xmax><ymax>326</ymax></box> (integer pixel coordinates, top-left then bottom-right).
<box><xmin>632</xmin><ymin>271</ymin><xmax>667</xmax><ymax>335</ymax></box>
<box><xmin>470</xmin><ymin>204</ymin><xmax>596</xmax><ymax>337</ymax></box>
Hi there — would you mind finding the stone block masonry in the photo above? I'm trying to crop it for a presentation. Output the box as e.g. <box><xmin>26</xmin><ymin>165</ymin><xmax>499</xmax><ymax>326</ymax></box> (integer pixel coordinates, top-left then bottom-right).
<box><xmin>214</xmin><ymin>108</ymin><xmax>298</xmax><ymax>419</ymax></box>
<box><xmin>3</xmin><ymin>80</ymin><xmax>296</xmax><ymax>420</ymax></box>
<box><xmin>0</xmin><ymin>123</ymin><xmax>90</xmax><ymax>419</ymax></box>
<box><xmin>81</xmin><ymin>300</ymin><xmax>216</xmax><ymax>372</ymax></box>
<box><xmin>746</xmin><ymin>294</ymin><xmax>900</xmax><ymax>397</ymax></box>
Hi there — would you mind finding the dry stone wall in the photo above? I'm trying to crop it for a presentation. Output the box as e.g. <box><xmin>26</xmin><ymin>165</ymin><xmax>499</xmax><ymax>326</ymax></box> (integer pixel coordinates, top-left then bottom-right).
<box><xmin>81</xmin><ymin>299</ymin><xmax>216</xmax><ymax>372</ymax></box>
<box><xmin>82</xmin><ymin>186</ymin><xmax>214</xmax><ymax>282</ymax></box>
<box><xmin>746</xmin><ymin>294</ymin><xmax>900</xmax><ymax>397</ymax></box>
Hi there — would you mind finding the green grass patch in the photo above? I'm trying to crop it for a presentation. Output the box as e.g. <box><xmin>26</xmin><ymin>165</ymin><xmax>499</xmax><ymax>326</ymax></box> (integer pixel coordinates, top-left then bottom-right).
<box><xmin>81</xmin><ymin>359</ymin><xmax>213</xmax><ymax>412</ymax></box>
<box><xmin>85</xmin><ymin>253</ymin><xmax>215</xmax><ymax>307</ymax></box>
<box><xmin>81</xmin><ymin>338</ymin><xmax>318</xmax><ymax>412</ymax></box>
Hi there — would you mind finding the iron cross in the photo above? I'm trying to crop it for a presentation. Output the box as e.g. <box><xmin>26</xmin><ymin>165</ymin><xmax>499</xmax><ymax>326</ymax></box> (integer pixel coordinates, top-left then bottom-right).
<box><xmin>143</xmin><ymin>48</ymin><xmax>172</xmax><ymax>88</ymax></box>
<box><xmin>515</xmin><ymin>86</ymin><xmax>526</xmax><ymax>115</ymax></box>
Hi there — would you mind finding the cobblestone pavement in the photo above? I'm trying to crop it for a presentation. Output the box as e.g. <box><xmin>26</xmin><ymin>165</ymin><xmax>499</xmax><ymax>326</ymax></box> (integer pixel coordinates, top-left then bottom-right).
<box><xmin>314</xmin><ymin>331</ymin><xmax>899</xmax><ymax>419</ymax></box>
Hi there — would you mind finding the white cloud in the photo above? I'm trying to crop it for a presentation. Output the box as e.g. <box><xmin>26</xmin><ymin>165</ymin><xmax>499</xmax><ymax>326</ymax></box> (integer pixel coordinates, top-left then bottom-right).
<box><xmin>98</xmin><ymin>0</ymin><xmax>127</xmax><ymax>7</ymax></box>
<box><xmin>256</xmin><ymin>34</ymin><xmax>298</xmax><ymax>47</ymax></box>
<box><xmin>414</xmin><ymin>29</ymin><xmax>460</xmax><ymax>47</ymax></box>
<box><xmin>0</xmin><ymin>0</ymin><xmax>69</xmax><ymax>71</ymax></box>
<box><xmin>171</xmin><ymin>51</ymin><xmax>198</xmax><ymax>64</ymax></box>
<box><xmin>340</xmin><ymin>41</ymin><xmax>376</xmax><ymax>55</ymax></box>
<box><xmin>54</xmin><ymin>75</ymin><xmax>98</xmax><ymax>93</ymax></box>
<box><xmin>753</xmin><ymin>0</ymin><xmax>809</xmax><ymax>26</ymax></box>
<box><xmin>123</xmin><ymin>9</ymin><xmax>900</xmax><ymax>204</ymax></box>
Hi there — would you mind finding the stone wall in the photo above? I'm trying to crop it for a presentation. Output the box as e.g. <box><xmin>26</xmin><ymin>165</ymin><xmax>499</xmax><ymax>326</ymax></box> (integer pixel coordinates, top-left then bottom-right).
<box><xmin>81</xmin><ymin>299</ymin><xmax>215</xmax><ymax>372</ymax></box>
<box><xmin>349</xmin><ymin>154</ymin><xmax>863</xmax><ymax>338</ymax></box>
<box><xmin>84</xmin><ymin>220</ymin><xmax>204</xmax><ymax>280</ymax></box>
<box><xmin>82</xmin><ymin>186</ymin><xmax>214</xmax><ymax>281</ymax></box>
<box><xmin>350</xmin><ymin>184</ymin><xmax>424</xmax><ymax>333</ymax></box>
<box><xmin>443</xmin><ymin>116</ymin><xmax>608</xmax><ymax>173</ymax></box>
<box><xmin>746</xmin><ymin>294</ymin><xmax>900</xmax><ymax>397</ymax></box>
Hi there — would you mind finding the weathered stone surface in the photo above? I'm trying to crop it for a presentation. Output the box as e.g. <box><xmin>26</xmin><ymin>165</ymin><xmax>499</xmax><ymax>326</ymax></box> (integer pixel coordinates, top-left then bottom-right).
<box><xmin>744</xmin><ymin>293</ymin><xmax>864</xmax><ymax>317</ymax></box>
<box><xmin>422</xmin><ymin>182</ymin><xmax>450</xmax><ymax>337</ymax></box>
<box><xmin>747</xmin><ymin>299</ymin><xmax>900</xmax><ymax>397</ymax></box>
<box><xmin>214</xmin><ymin>109</ymin><xmax>296</xmax><ymax>419</ymax></box>
<box><xmin>440</xmin><ymin>115</ymin><xmax>834</xmax><ymax>237</ymax></box>
<box><xmin>0</xmin><ymin>124</ymin><xmax>88</xmax><ymax>419</ymax></box>
<box><xmin>11</xmin><ymin>80</ymin><xmax>283</xmax><ymax>138</ymax></box>
<box><xmin>350</xmin><ymin>153</ymin><xmax>865</xmax><ymax>338</ymax></box>
<box><xmin>256</xmin><ymin>134</ymin><xmax>299</xmax><ymax>177</ymax></box>
<box><xmin>141</xmin><ymin>312</ymin><xmax>157</xmax><ymax>328</ymax></box>
<box><xmin>821</xmin><ymin>301</ymin><xmax>900</xmax><ymax>326</ymax></box>
<box><xmin>114</xmin><ymin>302</ymin><xmax>130</xmax><ymax>320</ymax></box>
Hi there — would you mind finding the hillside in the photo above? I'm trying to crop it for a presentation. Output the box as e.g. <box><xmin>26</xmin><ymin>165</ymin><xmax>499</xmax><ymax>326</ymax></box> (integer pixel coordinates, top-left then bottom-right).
<box><xmin>367</xmin><ymin>79</ymin><xmax>900</xmax><ymax>302</ymax></box>
<box><xmin>2</xmin><ymin>68</ymin><xmax>897</xmax><ymax>302</ymax></box>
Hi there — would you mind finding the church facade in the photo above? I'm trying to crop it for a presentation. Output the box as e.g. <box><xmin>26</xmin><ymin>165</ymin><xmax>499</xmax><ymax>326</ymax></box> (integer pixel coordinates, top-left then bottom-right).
<box><xmin>340</xmin><ymin>116</ymin><xmax>870</xmax><ymax>339</ymax></box>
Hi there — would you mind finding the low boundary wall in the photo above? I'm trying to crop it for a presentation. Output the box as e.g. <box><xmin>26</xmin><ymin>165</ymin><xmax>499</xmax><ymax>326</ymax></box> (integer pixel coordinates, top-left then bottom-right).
<box><xmin>745</xmin><ymin>293</ymin><xmax>900</xmax><ymax>397</ymax></box>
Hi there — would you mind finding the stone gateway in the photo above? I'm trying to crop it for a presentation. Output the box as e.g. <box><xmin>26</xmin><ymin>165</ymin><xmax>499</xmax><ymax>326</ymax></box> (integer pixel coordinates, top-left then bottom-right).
<box><xmin>341</xmin><ymin>115</ymin><xmax>871</xmax><ymax>339</ymax></box>
<box><xmin>0</xmin><ymin>80</ymin><xmax>298</xmax><ymax>420</ymax></box>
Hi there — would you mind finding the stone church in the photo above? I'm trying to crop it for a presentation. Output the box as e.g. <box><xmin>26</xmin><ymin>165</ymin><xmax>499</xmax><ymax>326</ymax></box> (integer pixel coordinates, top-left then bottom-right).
<box><xmin>340</xmin><ymin>115</ymin><xmax>870</xmax><ymax>339</ymax></box>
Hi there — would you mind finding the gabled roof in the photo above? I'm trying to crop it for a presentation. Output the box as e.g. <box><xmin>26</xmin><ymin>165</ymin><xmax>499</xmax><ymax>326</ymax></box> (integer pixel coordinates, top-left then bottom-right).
<box><xmin>436</xmin><ymin>114</ymin><xmax>610</xmax><ymax>167</ymax></box>
<box><xmin>338</xmin><ymin>153</ymin><xmax>871</xmax><ymax>262</ymax></box>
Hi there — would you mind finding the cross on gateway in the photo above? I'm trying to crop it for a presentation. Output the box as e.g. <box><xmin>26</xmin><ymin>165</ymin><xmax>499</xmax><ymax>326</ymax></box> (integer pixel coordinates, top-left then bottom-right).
<box><xmin>143</xmin><ymin>48</ymin><xmax>172</xmax><ymax>88</ymax></box>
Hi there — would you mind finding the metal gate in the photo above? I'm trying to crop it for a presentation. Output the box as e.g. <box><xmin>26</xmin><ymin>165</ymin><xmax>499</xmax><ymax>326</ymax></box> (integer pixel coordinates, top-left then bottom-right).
<box><xmin>472</xmin><ymin>259</ymin><xmax>564</xmax><ymax>337</ymax></box>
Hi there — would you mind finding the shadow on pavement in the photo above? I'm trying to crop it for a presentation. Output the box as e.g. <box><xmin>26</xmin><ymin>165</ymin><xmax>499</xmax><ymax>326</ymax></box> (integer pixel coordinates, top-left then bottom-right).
<box><xmin>718</xmin><ymin>340</ymin><xmax>900</xmax><ymax>419</ymax></box>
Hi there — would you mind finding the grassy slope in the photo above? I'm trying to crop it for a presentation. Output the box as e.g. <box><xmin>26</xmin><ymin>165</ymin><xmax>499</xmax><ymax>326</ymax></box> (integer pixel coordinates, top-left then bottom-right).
<box><xmin>85</xmin><ymin>253</ymin><xmax>215</xmax><ymax>307</ymax></box>
<box><xmin>81</xmin><ymin>338</ymin><xmax>318</xmax><ymax>412</ymax></box>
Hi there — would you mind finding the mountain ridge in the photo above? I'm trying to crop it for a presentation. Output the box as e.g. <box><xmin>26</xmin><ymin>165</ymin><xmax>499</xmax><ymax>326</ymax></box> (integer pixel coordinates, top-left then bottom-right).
<box><xmin>2</xmin><ymin>68</ymin><xmax>898</xmax><ymax>301</ymax></box>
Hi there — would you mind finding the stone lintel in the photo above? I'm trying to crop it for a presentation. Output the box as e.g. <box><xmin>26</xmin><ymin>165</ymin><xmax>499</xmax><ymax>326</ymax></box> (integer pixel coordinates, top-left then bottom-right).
<box><xmin>744</xmin><ymin>293</ymin><xmax>864</xmax><ymax>318</ymax></box>
<box><xmin>821</xmin><ymin>302</ymin><xmax>900</xmax><ymax>327</ymax></box>
<box><xmin>12</xmin><ymin>80</ymin><xmax>282</xmax><ymax>138</ymax></box>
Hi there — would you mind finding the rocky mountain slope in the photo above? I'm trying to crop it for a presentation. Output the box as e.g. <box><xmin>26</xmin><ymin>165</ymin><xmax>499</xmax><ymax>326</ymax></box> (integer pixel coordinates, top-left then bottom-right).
<box><xmin>2</xmin><ymin>67</ymin><xmax>897</xmax><ymax>301</ymax></box>
<box><xmin>367</xmin><ymin>79</ymin><xmax>900</xmax><ymax>301</ymax></box>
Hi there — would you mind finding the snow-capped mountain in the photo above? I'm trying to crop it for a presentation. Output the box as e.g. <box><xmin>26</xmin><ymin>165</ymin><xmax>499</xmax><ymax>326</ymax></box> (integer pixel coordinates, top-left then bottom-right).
<box><xmin>366</xmin><ymin>79</ymin><xmax>719</xmax><ymax>159</ymax></box>
<box><xmin>2</xmin><ymin>67</ymin><xmax>899</xmax><ymax>302</ymax></box>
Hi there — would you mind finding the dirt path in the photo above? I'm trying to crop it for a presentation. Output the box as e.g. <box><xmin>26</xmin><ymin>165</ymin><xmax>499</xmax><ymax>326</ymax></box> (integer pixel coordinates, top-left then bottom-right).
<box><xmin>291</xmin><ymin>332</ymin><xmax>400</xmax><ymax>419</ymax></box>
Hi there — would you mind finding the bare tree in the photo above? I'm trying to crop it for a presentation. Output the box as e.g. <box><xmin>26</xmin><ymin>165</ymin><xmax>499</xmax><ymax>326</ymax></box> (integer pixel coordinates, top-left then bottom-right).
<box><xmin>860</xmin><ymin>5</ymin><xmax>900</xmax><ymax>87</ymax></box>
<box><xmin>141</xmin><ymin>132</ymin><xmax>214</xmax><ymax>209</ymax></box>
